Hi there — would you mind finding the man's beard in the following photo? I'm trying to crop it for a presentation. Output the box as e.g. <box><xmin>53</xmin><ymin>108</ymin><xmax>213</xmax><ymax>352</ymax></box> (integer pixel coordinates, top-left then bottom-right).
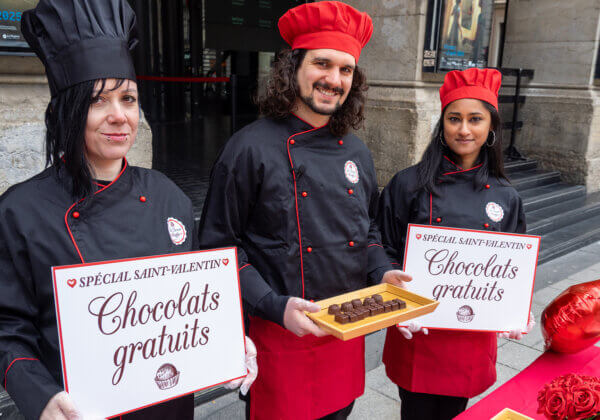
<box><xmin>300</xmin><ymin>82</ymin><xmax>345</xmax><ymax>116</ymax></box>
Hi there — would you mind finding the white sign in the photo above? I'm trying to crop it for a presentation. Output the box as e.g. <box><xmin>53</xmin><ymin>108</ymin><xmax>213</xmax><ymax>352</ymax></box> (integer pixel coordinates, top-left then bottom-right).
<box><xmin>402</xmin><ymin>225</ymin><xmax>540</xmax><ymax>332</ymax></box>
<box><xmin>52</xmin><ymin>248</ymin><xmax>247</xmax><ymax>419</ymax></box>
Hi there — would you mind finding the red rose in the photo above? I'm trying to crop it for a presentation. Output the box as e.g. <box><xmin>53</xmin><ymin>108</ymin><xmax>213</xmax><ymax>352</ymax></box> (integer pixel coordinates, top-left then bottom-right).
<box><xmin>561</xmin><ymin>374</ymin><xmax>585</xmax><ymax>391</ymax></box>
<box><xmin>544</xmin><ymin>388</ymin><xmax>571</xmax><ymax>420</ymax></box>
<box><xmin>568</xmin><ymin>384</ymin><xmax>600</xmax><ymax>419</ymax></box>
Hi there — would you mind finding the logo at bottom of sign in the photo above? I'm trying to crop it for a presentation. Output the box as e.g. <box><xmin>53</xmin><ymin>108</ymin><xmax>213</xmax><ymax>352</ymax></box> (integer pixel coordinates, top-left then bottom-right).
<box><xmin>154</xmin><ymin>363</ymin><xmax>180</xmax><ymax>390</ymax></box>
<box><xmin>456</xmin><ymin>305</ymin><xmax>475</xmax><ymax>323</ymax></box>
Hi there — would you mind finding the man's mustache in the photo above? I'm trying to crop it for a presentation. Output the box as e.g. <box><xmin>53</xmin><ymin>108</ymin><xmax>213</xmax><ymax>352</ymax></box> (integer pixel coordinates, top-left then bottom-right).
<box><xmin>313</xmin><ymin>82</ymin><xmax>344</xmax><ymax>95</ymax></box>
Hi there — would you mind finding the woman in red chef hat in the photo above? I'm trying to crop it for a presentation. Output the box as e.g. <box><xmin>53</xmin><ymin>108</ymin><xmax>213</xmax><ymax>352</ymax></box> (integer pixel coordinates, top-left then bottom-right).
<box><xmin>376</xmin><ymin>68</ymin><xmax>534</xmax><ymax>420</ymax></box>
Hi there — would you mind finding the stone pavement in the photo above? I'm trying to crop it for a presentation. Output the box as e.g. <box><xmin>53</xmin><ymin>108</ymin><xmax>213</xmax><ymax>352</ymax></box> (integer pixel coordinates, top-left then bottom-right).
<box><xmin>193</xmin><ymin>241</ymin><xmax>600</xmax><ymax>419</ymax></box>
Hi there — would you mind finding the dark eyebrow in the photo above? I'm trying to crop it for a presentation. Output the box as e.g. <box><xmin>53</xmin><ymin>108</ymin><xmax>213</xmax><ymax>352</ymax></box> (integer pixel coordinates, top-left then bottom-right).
<box><xmin>447</xmin><ymin>112</ymin><xmax>484</xmax><ymax>116</ymax></box>
<box><xmin>312</xmin><ymin>57</ymin><xmax>355</xmax><ymax>70</ymax></box>
<box><xmin>92</xmin><ymin>88</ymin><xmax>138</xmax><ymax>95</ymax></box>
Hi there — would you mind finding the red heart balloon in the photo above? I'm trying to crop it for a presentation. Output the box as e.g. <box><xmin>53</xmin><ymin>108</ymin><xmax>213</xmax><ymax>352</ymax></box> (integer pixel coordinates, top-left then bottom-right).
<box><xmin>541</xmin><ymin>279</ymin><xmax>600</xmax><ymax>353</ymax></box>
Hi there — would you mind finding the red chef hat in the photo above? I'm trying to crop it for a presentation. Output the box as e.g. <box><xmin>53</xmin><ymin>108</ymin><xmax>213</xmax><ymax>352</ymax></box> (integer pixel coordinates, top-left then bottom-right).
<box><xmin>278</xmin><ymin>1</ymin><xmax>373</xmax><ymax>63</ymax></box>
<box><xmin>439</xmin><ymin>68</ymin><xmax>502</xmax><ymax>111</ymax></box>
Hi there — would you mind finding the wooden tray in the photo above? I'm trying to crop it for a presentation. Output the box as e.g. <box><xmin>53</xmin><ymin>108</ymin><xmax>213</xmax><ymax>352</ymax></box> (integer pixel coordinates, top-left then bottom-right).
<box><xmin>490</xmin><ymin>408</ymin><xmax>534</xmax><ymax>420</ymax></box>
<box><xmin>306</xmin><ymin>283</ymin><xmax>439</xmax><ymax>341</ymax></box>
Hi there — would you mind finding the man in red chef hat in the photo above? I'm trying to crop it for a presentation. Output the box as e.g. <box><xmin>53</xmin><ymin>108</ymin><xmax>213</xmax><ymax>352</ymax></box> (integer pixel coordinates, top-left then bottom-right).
<box><xmin>198</xmin><ymin>2</ymin><xmax>411</xmax><ymax>418</ymax></box>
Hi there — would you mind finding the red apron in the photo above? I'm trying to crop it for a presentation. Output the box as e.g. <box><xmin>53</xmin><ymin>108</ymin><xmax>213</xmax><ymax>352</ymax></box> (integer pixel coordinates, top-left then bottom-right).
<box><xmin>383</xmin><ymin>326</ymin><xmax>497</xmax><ymax>398</ymax></box>
<box><xmin>249</xmin><ymin>316</ymin><xmax>365</xmax><ymax>420</ymax></box>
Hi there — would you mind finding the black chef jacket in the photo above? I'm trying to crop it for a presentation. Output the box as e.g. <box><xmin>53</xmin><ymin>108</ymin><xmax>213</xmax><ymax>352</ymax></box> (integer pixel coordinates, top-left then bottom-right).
<box><xmin>198</xmin><ymin>115</ymin><xmax>393</xmax><ymax>326</ymax></box>
<box><xmin>0</xmin><ymin>161</ymin><xmax>195</xmax><ymax>420</ymax></box>
<box><xmin>377</xmin><ymin>157</ymin><xmax>526</xmax><ymax>266</ymax></box>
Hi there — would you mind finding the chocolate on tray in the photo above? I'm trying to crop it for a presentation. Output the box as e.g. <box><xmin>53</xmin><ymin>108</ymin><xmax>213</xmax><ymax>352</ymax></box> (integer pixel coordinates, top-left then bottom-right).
<box><xmin>393</xmin><ymin>299</ymin><xmax>407</xmax><ymax>309</ymax></box>
<box><xmin>328</xmin><ymin>304</ymin><xmax>341</xmax><ymax>315</ymax></box>
<box><xmin>363</xmin><ymin>297</ymin><xmax>375</xmax><ymax>306</ymax></box>
<box><xmin>335</xmin><ymin>313</ymin><xmax>350</xmax><ymax>324</ymax></box>
<box><xmin>332</xmin><ymin>295</ymin><xmax>410</xmax><ymax>324</ymax></box>
<box><xmin>341</xmin><ymin>302</ymin><xmax>354</xmax><ymax>312</ymax></box>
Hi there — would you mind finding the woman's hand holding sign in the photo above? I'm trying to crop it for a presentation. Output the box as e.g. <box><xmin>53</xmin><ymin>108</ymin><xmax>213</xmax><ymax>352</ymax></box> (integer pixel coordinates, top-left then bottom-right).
<box><xmin>224</xmin><ymin>336</ymin><xmax>258</xmax><ymax>396</ymax></box>
<box><xmin>497</xmin><ymin>311</ymin><xmax>535</xmax><ymax>340</ymax></box>
<box><xmin>381</xmin><ymin>270</ymin><xmax>428</xmax><ymax>339</ymax></box>
<box><xmin>40</xmin><ymin>391</ymin><xmax>81</xmax><ymax>420</ymax></box>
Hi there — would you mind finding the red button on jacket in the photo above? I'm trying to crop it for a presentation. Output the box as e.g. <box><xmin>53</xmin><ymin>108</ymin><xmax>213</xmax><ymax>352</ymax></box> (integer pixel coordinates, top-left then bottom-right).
<box><xmin>72</xmin><ymin>211</ymin><xmax>80</xmax><ymax>219</ymax></box>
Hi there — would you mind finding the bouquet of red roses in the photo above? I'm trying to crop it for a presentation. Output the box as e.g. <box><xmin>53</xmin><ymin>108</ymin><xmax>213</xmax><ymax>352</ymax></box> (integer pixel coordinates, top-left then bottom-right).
<box><xmin>537</xmin><ymin>373</ymin><xmax>600</xmax><ymax>419</ymax></box>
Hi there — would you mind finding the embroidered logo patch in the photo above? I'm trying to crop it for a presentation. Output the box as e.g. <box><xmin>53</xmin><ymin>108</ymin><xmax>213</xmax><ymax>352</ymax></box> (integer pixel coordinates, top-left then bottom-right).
<box><xmin>344</xmin><ymin>160</ymin><xmax>359</xmax><ymax>184</ymax></box>
<box><xmin>167</xmin><ymin>217</ymin><xmax>187</xmax><ymax>245</ymax></box>
<box><xmin>485</xmin><ymin>202</ymin><xmax>504</xmax><ymax>223</ymax></box>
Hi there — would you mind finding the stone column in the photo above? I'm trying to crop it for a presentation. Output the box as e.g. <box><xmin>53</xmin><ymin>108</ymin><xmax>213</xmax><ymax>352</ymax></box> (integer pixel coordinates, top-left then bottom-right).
<box><xmin>0</xmin><ymin>56</ymin><xmax>153</xmax><ymax>195</ymax></box>
<box><xmin>336</xmin><ymin>0</ymin><xmax>443</xmax><ymax>186</ymax></box>
<box><xmin>501</xmin><ymin>0</ymin><xmax>600</xmax><ymax>190</ymax></box>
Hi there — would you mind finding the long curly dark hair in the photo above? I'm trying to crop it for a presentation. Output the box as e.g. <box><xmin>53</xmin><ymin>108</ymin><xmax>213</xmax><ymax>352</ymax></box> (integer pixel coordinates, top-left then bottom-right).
<box><xmin>257</xmin><ymin>48</ymin><xmax>368</xmax><ymax>137</ymax></box>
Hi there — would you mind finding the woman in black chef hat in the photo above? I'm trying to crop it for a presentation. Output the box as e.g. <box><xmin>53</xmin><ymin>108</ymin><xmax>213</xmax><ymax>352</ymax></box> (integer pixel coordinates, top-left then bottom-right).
<box><xmin>0</xmin><ymin>1</ymin><xmax>256</xmax><ymax>419</ymax></box>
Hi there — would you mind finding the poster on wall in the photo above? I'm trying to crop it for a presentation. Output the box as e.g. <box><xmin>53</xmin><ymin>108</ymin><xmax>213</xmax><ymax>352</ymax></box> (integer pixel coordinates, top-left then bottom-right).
<box><xmin>437</xmin><ymin>0</ymin><xmax>493</xmax><ymax>71</ymax></box>
<box><xmin>0</xmin><ymin>0</ymin><xmax>38</xmax><ymax>52</ymax></box>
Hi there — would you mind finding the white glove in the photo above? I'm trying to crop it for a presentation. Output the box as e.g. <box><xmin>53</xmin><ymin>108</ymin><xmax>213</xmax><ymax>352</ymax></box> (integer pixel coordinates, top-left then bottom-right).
<box><xmin>283</xmin><ymin>297</ymin><xmax>327</xmax><ymax>337</ymax></box>
<box><xmin>397</xmin><ymin>320</ymin><xmax>429</xmax><ymax>340</ymax></box>
<box><xmin>224</xmin><ymin>336</ymin><xmax>258</xmax><ymax>396</ymax></box>
<box><xmin>498</xmin><ymin>311</ymin><xmax>535</xmax><ymax>340</ymax></box>
<box><xmin>40</xmin><ymin>391</ymin><xmax>81</xmax><ymax>420</ymax></box>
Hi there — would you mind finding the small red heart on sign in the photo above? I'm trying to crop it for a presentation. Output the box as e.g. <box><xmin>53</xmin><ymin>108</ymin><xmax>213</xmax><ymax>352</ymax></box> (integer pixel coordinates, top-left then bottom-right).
<box><xmin>526</xmin><ymin>244</ymin><xmax>532</xmax><ymax>249</ymax></box>
<box><xmin>416</xmin><ymin>234</ymin><xmax>422</xmax><ymax>240</ymax></box>
<box><xmin>222</xmin><ymin>258</ymin><xmax>229</xmax><ymax>266</ymax></box>
<box><xmin>67</xmin><ymin>279</ymin><xmax>77</xmax><ymax>288</ymax></box>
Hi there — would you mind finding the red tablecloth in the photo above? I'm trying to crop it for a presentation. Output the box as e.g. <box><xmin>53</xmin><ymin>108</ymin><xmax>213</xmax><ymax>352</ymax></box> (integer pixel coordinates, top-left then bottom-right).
<box><xmin>456</xmin><ymin>346</ymin><xmax>600</xmax><ymax>419</ymax></box>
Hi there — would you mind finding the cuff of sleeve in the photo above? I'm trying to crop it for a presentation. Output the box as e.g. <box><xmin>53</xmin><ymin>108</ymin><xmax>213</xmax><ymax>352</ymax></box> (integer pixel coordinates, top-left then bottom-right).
<box><xmin>368</xmin><ymin>265</ymin><xmax>394</xmax><ymax>286</ymax></box>
<box><xmin>5</xmin><ymin>359</ymin><xmax>63</xmax><ymax>420</ymax></box>
<box><xmin>253</xmin><ymin>292</ymin><xmax>290</xmax><ymax>327</ymax></box>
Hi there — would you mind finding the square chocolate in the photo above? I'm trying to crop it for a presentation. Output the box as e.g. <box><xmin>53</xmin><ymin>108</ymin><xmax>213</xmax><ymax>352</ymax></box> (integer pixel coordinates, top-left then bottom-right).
<box><xmin>348</xmin><ymin>312</ymin><xmax>358</xmax><ymax>323</ymax></box>
<box><xmin>335</xmin><ymin>313</ymin><xmax>349</xmax><ymax>324</ymax></box>
<box><xmin>383</xmin><ymin>303</ymin><xmax>392</xmax><ymax>313</ymax></box>
<box><xmin>328</xmin><ymin>304</ymin><xmax>341</xmax><ymax>315</ymax></box>
<box><xmin>363</xmin><ymin>297</ymin><xmax>375</xmax><ymax>306</ymax></box>
<box><xmin>351</xmin><ymin>299</ymin><xmax>363</xmax><ymax>308</ymax></box>
<box><xmin>372</xmin><ymin>294</ymin><xmax>384</xmax><ymax>304</ymax></box>
<box><xmin>394</xmin><ymin>299</ymin><xmax>407</xmax><ymax>309</ymax></box>
<box><xmin>390</xmin><ymin>301</ymin><xmax>400</xmax><ymax>311</ymax></box>
<box><xmin>341</xmin><ymin>302</ymin><xmax>354</xmax><ymax>312</ymax></box>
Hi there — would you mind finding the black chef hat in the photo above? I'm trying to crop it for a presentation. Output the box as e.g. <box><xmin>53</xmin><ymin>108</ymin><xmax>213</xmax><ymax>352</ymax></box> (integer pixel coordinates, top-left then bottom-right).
<box><xmin>21</xmin><ymin>0</ymin><xmax>138</xmax><ymax>97</ymax></box>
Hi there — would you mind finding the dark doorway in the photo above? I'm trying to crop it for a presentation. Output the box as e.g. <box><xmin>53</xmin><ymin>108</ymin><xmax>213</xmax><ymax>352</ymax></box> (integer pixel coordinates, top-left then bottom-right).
<box><xmin>128</xmin><ymin>0</ymin><xmax>306</xmax><ymax>218</ymax></box>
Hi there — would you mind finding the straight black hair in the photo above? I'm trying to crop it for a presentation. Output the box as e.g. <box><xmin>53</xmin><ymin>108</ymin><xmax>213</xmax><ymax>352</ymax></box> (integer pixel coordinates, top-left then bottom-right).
<box><xmin>45</xmin><ymin>78</ymin><xmax>127</xmax><ymax>198</ymax></box>
<box><xmin>415</xmin><ymin>101</ymin><xmax>507</xmax><ymax>195</ymax></box>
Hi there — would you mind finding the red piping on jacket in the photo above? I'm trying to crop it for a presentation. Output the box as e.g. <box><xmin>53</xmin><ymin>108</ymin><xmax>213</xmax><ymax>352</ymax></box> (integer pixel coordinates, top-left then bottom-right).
<box><xmin>286</xmin><ymin>118</ymin><xmax>327</xmax><ymax>299</ymax></box>
<box><xmin>430</xmin><ymin>161</ymin><xmax>484</xmax><ymax>225</ymax></box>
<box><xmin>4</xmin><ymin>357</ymin><xmax>38</xmax><ymax>389</ymax></box>
<box><xmin>64</xmin><ymin>159</ymin><xmax>129</xmax><ymax>264</ymax></box>
<box><xmin>239</xmin><ymin>264</ymin><xmax>251</xmax><ymax>271</ymax></box>
<box><xmin>443</xmin><ymin>155</ymin><xmax>462</xmax><ymax>170</ymax></box>
<box><xmin>442</xmin><ymin>163</ymin><xmax>483</xmax><ymax>176</ymax></box>
<box><xmin>429</xmin><ymin>193</ymin><xmax>433</xmax><ymax>225</ymax></box>
<box><xmin>368</xmin><ymin>243</ymin><xmax>383</xmax><ymax>248</ymax></box>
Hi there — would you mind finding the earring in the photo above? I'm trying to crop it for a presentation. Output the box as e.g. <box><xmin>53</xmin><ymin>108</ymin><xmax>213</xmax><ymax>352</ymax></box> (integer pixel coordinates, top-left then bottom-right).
<box><xmin>439</xmin><ymin>131</ymin><xmax>447</xmax><ymax>147</ymax></box>
<box><xmin>486</xmin><ymin>131</ymin><xmax>496</xmax><ymax>147</ymax></box>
